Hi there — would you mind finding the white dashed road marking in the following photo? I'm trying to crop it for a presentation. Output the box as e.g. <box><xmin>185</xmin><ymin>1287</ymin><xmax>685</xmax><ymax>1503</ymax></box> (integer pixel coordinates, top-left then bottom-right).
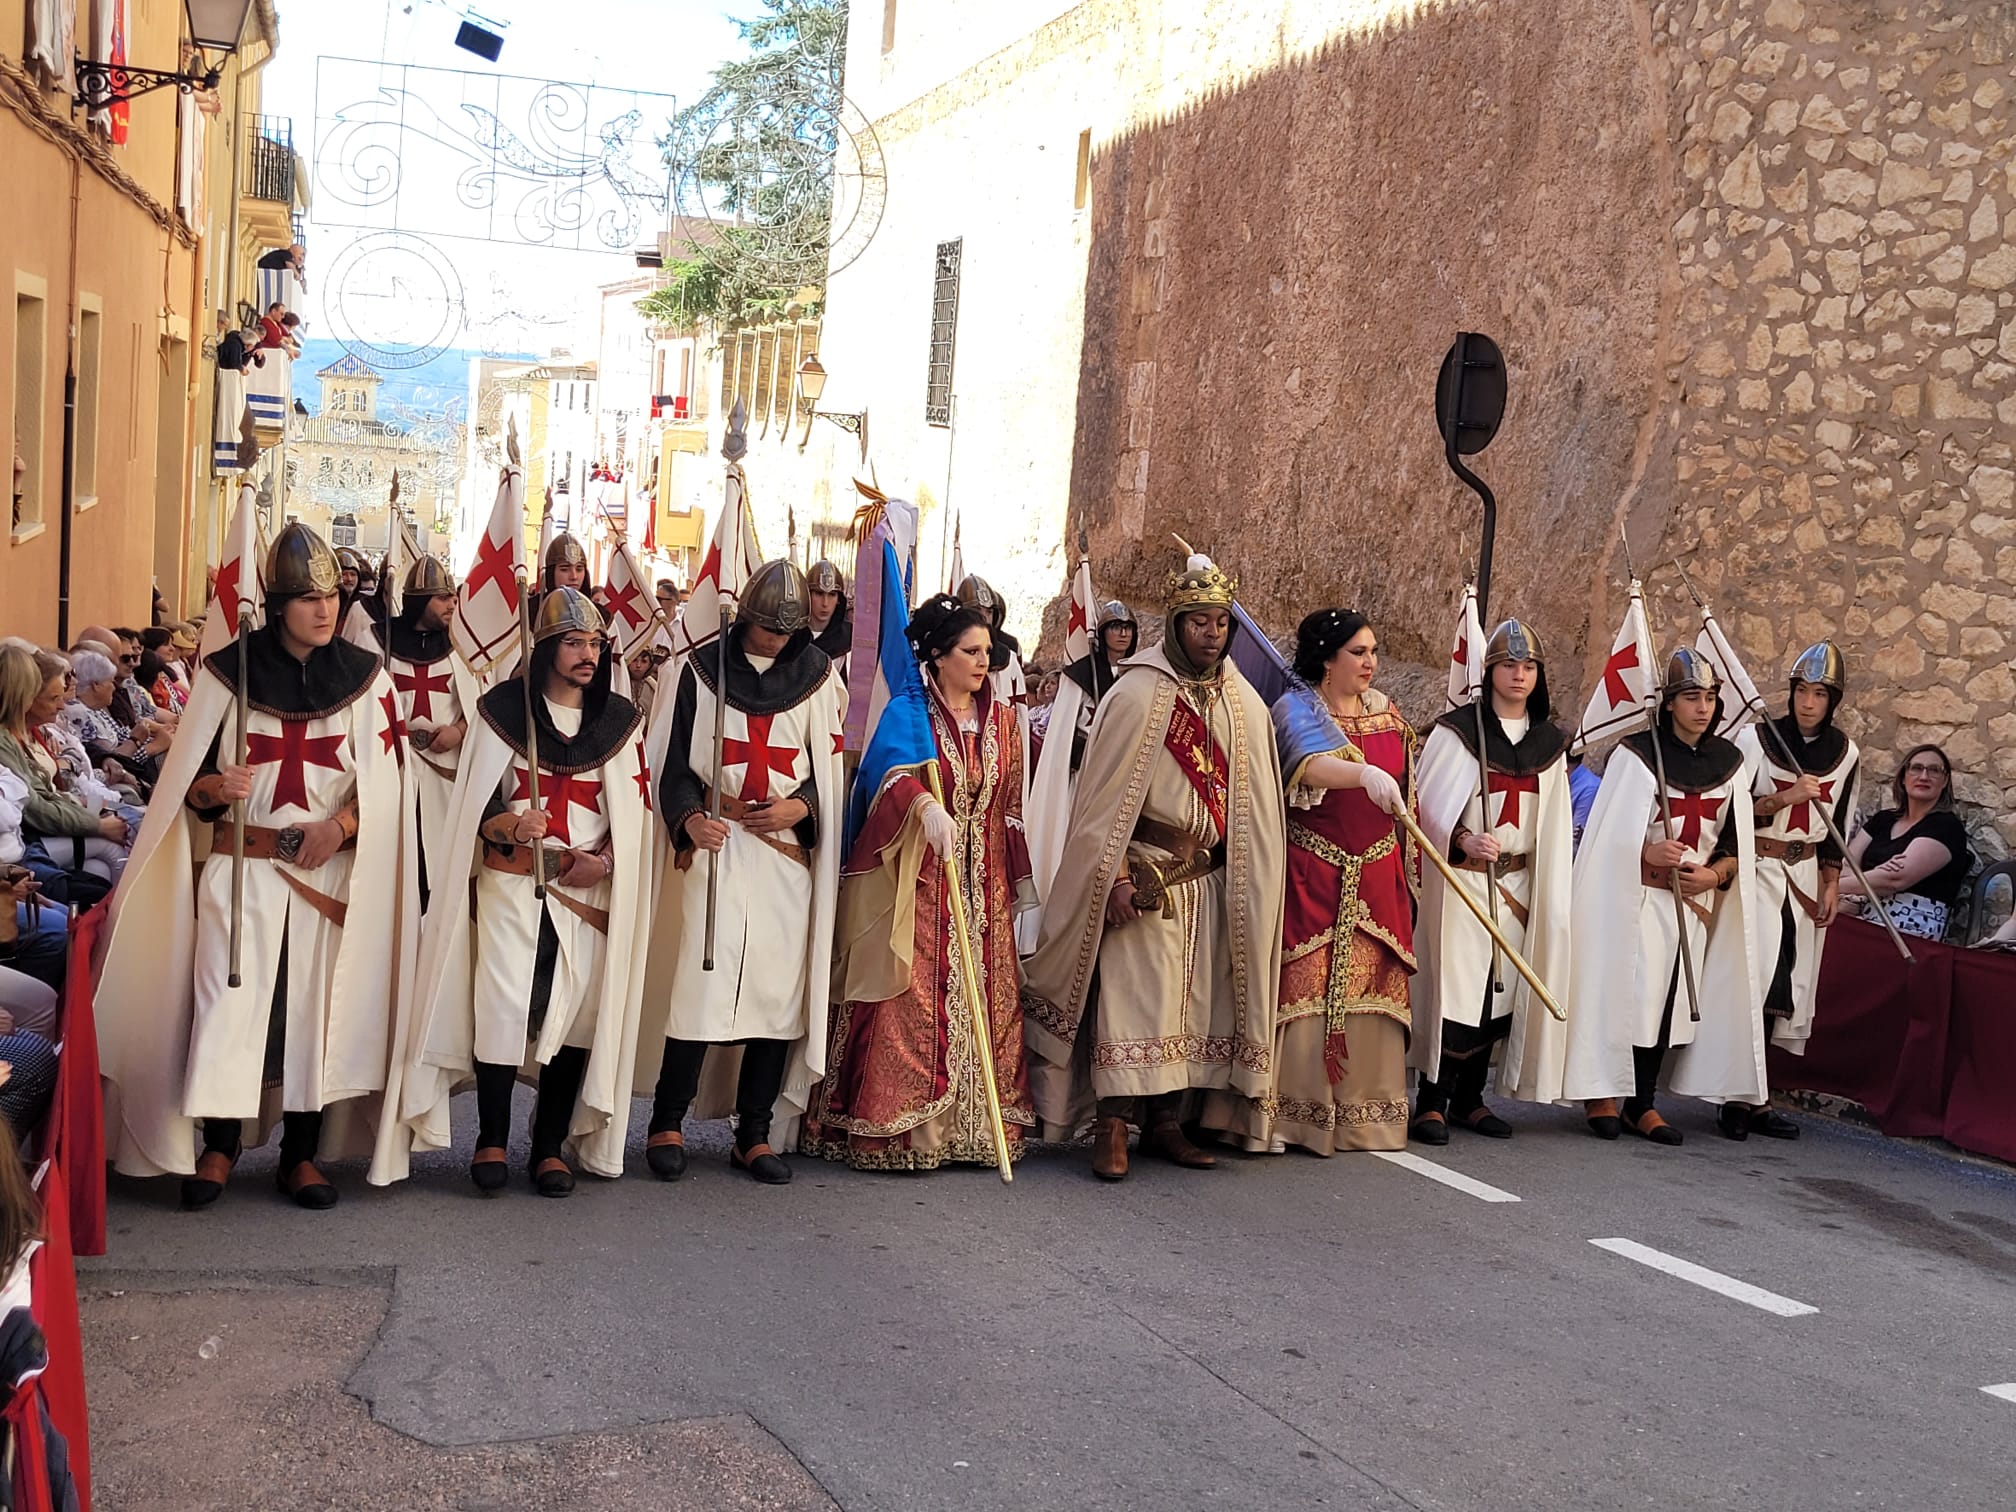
<box><xmin>1590</xmin><ymin>1237</ymin><xmax>1819</xmax><ymax>1317</ymax></box>
<box><xmin>1372</xmin><ymin>1150</ymin><xmax>1521</xmax><ymax>1203</ymax></box>
<box><xmin>1981</xmin><ymin>1385</ymin><xmax>2016</xmax><ymax>1405</ymax></box>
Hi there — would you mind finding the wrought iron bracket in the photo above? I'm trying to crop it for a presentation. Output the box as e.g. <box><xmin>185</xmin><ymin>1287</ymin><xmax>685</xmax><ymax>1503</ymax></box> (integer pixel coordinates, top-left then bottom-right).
<box><xmin>73</xmin><ymin>54</ymin><xmax>222</xmax><ymax>111</ymax></box>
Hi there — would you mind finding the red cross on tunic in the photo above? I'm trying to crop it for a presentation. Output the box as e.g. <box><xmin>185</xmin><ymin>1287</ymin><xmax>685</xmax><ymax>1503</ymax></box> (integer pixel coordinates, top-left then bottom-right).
<box><xmin>1772</xmin><ymin>775</ymin><xmax>1834</xmax><ymax>834</ymax></box>
<box><xmin>1665</xmin><ymin>790</ymin><xmax>1725</xmax><ymax>850</ymax></box>
<box><xmin>393</xmin><ymin>662</ymin><xmax>453</xmax><ymax>722</ymax></box>
<box><xmin>465</xmin><ymin>531</ymin><xmax>520</xmax><ymax>610</ymax></box>
<box><xmin>724</xmin><ymin>714</ymin><xmax>799</xmax><ymax>802</ymax></box>
<box><xmin>246</xmin><ymin>722</ymin><xmax>347</xmax><ymax>815</ymax></box>
<box><xmin>603</xmin><ymin>578</ymin><xmax>646</xmax><ymax>634</ymax></box>
<box><xmin>378</xmin><ymin>689</ymin><xmax>406</xmax><ymax>765</ymax></box>
<box><xmin>1601</xmin><ymin>641</ymin><xmax>1641</xmax><ymax>708</ymax></box>
<box><xmin>1489</xmin><ymin>770</ymin><xmax>1541</xmax><ymax>829</ymax></box>
<box><xmin>633</xmin><ymin>740</ymin><xmax>652</xmax><ymax>811</ymax></box>
<box><xmin>511</xmin><ymin>766</ymin><xmax>603</xmax><ymax>844</ymax></box>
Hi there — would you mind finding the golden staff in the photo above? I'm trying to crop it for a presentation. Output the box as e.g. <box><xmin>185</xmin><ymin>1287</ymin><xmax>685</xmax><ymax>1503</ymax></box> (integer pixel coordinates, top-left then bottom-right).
<box><xmin>925</xmin><ymin>763</ymin><xmax>1014</xmax><ymax>1182</ymax></box>
<box><xmin>1396</xmin><ymin>806</ymin><xmax>1566</xmax><ymax>1022</ymax></box>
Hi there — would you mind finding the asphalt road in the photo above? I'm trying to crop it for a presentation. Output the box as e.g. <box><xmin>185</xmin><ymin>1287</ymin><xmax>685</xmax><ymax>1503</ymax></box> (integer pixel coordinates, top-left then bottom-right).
<box><xmin>83</xmin><ymin>1094</ymin><xmax>2016</xmax><ymax>1511</ymax></box>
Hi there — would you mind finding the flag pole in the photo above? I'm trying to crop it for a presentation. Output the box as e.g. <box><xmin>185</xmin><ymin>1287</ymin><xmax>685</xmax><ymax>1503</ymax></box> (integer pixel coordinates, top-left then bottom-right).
<box><xmin>226</xmin><ymin>561</ymin><xmax>252</xmax><ymax>988</ymax></box>
<box><xmin>1670</xmin><ymin>558</ymin><xmax>1913</xmax><ymax>964</ymax></box>
<box><xmin>707</xmin><ymin>406</ymin><xmax>751</xmax><ymax>970</ymax></box>
<box><xmin>1465</xmin><ymin>579</ymin><xmax>1506</xmax><ymax>995</ymax></box>
<box><xmin>1634</xmin><ymin>575</ymin><xmax>1701</xmax><ymax>1023</ymax></box>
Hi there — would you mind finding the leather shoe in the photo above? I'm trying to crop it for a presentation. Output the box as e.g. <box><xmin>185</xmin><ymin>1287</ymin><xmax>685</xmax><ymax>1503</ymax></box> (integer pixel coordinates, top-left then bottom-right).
<box><xmin>275</xmin><ymin>1160</ymin><xmax>339</xmax><ymax>1210</ymax></box>
<box><xmin>181</xmin><ymin>1147</ymin><xmax>238</xmax><ymax>1210</ymax></box>
<box><xmin>469</xmin><ymin>1146</ymin><xmax>510</xmax><ymax>1194</ymax></box>
<box><xmin>1585</xmin><ymin>1098</ymin><xmax>1622</xmax><ymax>1141</ymax></box>
<box><xmin>1748</xmin><ymin>1107</ymin><xmax>1800</xmax><ymax>1140</ymax></box>
<box><xmin>1628</xmin><ymin>1109</ymin><xmax>1684</xmax><ymax>1146</ymax></box>
<box><xmin>1142</xmin><ymin>1120</ymin><xmax>1216</xmax><ymax>1169</ymax></box>
<box><xmin>1459</xmin><ymin>1106</ymin><xmax>1514</xmax><ymax>1139</ymax></box>
<box><xmin>645</xmin><ymin>1131</ymin><xmax>688</xmax><ymax>1181</ymax></box>
<box><xmin>1090</xmin><ymin>1116</ymin><xmax>1130</xmax><ymax>1181</ymax></box>
<box><xmin>532</xmin><ymin>1157</ymin><xmax>575</xmax><ymax>1197</ymax></box>
<box><xmin>1716</xmin><ymin>1103</ymin><xmax>1752</xmax><ymax>1142</ymax></box>
<box><xmin>732</xmin><ymin>1142</ymin><xmax>792</xmax><ymax>1185</ymax></box>
<box><xmin>1409</xmin><ymin>1110</ymin><xmax>1450</xmax><ymax>1146</ymax></box>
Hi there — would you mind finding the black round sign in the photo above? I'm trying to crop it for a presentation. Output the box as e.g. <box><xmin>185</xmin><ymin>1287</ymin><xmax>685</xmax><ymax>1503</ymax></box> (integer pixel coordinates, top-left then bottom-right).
<box><xmin>1435</xmin><ymin>332</ymin><xmax>1507</xmax><ymax>456</ymax></box>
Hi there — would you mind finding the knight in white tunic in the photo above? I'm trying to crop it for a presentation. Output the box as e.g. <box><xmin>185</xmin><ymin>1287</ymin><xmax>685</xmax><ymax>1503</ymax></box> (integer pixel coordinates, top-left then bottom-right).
<box><xmin>1563</xmin><ymin>648</ymin><xmax>1764</xmax><ymax>1147</ymax></box>
<box><xmin>1725</xmin><ymin>639</ymin><xmax>1858</xmax><ymax>1141</ymax></box>
<box><xmin>1410</xmin><ymin>618</ymin><xmax>1572</xmax><ymax>1143</ymax></box>
<box><xmin>638</xmin><ymin>560</ymin><xmax>841</xmax><ymax>1185</ymax></box>
<box><xmin>402</xmin><ymin>588</ymin><xmax>651</xmax><ymax>1196</ymax></box>
<box><xmin>380</xmin><ymin>555</ymin><xmax>481</xmax><ymax>910</ymax></box>
<box><xmin>93</xmin><ymin>523</ymin><xmax>422</xmax><ymax>1210</ymax></box>
<box><xmin>954</xmin><ymin>574</ymin><xmax>1030</xmax><ymax>802</ymax></box>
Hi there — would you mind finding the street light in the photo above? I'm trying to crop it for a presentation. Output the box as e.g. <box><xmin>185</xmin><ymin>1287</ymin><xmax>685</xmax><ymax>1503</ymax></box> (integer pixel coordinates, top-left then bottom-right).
<box><xmin>797</xmin><ymin>354</ymin><xmax>868</xmax><ymax>461</ymax></box>
<box><xmin>75</xmin><ymin>0</ymin><xmax>256</xmax><ymax>111</ymax></box>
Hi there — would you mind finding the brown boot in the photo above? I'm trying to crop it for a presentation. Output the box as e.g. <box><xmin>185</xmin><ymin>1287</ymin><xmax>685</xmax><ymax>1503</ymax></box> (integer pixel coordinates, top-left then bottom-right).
<box><xmin>1142</xmin><ymin>1119</ymin><xmax>1217</xmax><ymax>1169</ymax></box>
<box><xmin>1090</xmin><ymin>1116</ymin><xmax>1130</xmax><ymax>1181</ymax></box>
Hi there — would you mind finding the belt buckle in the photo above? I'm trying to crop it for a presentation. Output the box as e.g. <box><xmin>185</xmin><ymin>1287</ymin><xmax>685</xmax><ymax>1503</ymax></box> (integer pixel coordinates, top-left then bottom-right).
<box><xmin>275</xmin><ymin>826</ymin><xmax>305</xmax><ymax>864</ymax></box>
<box><xmin>1787</xmin><ymin>839</ymin><xmax>1809</xmax><ymax>862</ymax></box>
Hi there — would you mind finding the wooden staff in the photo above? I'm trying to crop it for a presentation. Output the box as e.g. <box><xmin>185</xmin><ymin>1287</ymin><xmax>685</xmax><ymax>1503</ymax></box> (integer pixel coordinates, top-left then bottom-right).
<box><xmin>703</xmin><ymin>600</ymin><xmax>727</xmax><ymax>971</ymax></box>
<box><xmin>925</xmin><ymin>763</ymin><xmax>1014</xmax><ymax>1181</ymax></box>
<box><xmin>516</xmin><ymin>569</ymin><xmax>545</xmax><ymax>900</ymax></box>
<box><xmin>226</xmin><ymin>588</ymin><xmax>252</xmax><ymax>988</ymax></box>
<box><xmin>1396</xmin><ymin>806</ymin><xmax>1566</xmax><ymax>1022</ymax></box>
<box><xmin>1466</xmin><ymin>586</ymin><xmax>1506</xmax><ymax>996</ymax></box>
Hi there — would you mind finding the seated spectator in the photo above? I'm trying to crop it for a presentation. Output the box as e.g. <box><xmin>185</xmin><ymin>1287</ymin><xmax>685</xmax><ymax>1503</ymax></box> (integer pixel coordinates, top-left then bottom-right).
<box><xmin>135</xmin><ymin>645</ymin><xmax>184</xmax><ymax>720</ymax></box>
<box><xmin>59</xmin><ymin>648</ymin><xmax>156</xmax><ymax>799</ymax></box>
<box><xmin>107</xmin><ymin>627</ymin><xmax>173</xmax><ymax>729</ymax></box>
<box><xmin>1</xmin><ymin>773</ymin><xmax>65</xmax><ymax>1028</ymax></box>
<box><xmin>1840</xmin><ymin>742</ymin><xmax>1974</xmax><ymax>941</ymax></box>
<box><xmin>257</xmin><ymin>301</ymin><xmax>289</xmax><ymax>352</ymax></box>
<box><xmin>0</xmin><ymin>646</ymin><xmax>128</xmax><ymax>909</ymax></box>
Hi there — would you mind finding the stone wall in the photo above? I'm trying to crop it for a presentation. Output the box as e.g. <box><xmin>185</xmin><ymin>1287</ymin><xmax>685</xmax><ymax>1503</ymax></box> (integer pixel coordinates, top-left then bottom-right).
<box><xmin>1651</xmin><ymin>0</ymin><xmax>2016</xmax><ymax>853</ymax></box>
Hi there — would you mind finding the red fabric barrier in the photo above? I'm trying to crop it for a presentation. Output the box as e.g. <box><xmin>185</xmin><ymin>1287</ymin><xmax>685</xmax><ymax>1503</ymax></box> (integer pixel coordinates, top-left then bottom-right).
<box><xmin>27</xmin><ymin>1171</ymin><xmax>88</xmax><ymax>1512</ymax></box>
<box><xmin>1769</xmin><ymin>914</ymin><xmax>2016</xmax><ymax>1164</ymax></box>
<box><xmin>55</xmin><ymin>905</ymin><xmax>106</xmax><ymax>1258</ymax></box>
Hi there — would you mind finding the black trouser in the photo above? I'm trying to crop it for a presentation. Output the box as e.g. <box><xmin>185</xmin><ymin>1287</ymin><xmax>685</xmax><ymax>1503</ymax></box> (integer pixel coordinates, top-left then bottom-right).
<box><xmin>472</xmin><ymin>911</ymin><xmax>590</xmax><ymax>1163</ymax></box>
<box><xmin>1417</xmin><ymin>984</ymin><xmax>1512</xmax><ymax>1119</ymax></box>
<box><xmin>651</xmin><ymin>1037</ymin><xmax>791</xmax><ymax>1150</ymax></box>
<box><xmin>1622</xmin><ymin>962</ymin><xmax>1682</xmax><ymax>1124</ymax></box>
<box><xmin>199</xmin><ymin>936</ymin><xmax>324</xmax><ymax>1168</ymax></box>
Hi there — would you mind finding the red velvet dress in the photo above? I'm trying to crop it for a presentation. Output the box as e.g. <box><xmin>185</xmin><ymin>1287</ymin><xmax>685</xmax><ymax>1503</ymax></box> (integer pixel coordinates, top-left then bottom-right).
<box><xmin>803</xmin><ymin>684</ymin><xmax>1034</xmax><ymax>1170</ymax></box>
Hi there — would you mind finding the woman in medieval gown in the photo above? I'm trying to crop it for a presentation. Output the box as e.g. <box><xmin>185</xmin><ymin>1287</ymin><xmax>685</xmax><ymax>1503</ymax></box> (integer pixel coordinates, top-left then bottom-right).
<box><xmin>1262</xmin><ymin>609</ymin><xmax>1419</xmax><ymax>1154</ymax></box>
<box><xmin>802</xmin><ymin>595</ymin><xmax>1036</xmax><ymax>1170</ymax></box>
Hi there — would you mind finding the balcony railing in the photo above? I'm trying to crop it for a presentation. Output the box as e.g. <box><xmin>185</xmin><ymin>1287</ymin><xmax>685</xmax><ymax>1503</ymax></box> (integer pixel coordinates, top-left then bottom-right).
<box><xmin>244</xmin><ymin>114</ymin><xmax>294</xmax><ymax>204</ymax></box>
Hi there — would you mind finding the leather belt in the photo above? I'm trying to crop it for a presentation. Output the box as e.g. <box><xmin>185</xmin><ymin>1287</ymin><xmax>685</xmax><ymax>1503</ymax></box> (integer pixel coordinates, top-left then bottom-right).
<box><xmin>1132</xmin><ymin>815</ymin><xmax>1217</xmax><ymax>866</ymax></box>
<box><xmin>680</xmin><ymin>786</ymin><xmax>810</xmax><ymax>869</ymax></box>
<box><xmin>211</xmin><ymin>823</ymin><xmax>353</xmax><ymax>927</ymax></box>
<box><xmin>1128</xmin><ymin>816</ymin><xmax>1225</xmax><ymax>917</ymax></box>
<box><xmin>1457</xmin><ymin>852</ymin><xmax>1529</xmax><ymax>877</ymax></box>
<box><xmin>1755</xmin><ymin>835</ymin><xmax>1815</xmax><ymax>863</ymax></box>
<box><xmin>1640</xmin><ymin>861</ymin><xmax>1715</xmax><ymax>926</ymax></box>
<box><xmin>482</xmin><ymin>842</ymin><xmax>610</xmax><ymax>933</ymax></box>
<box><xmin>211</xmin><ymin>821</ymin><xmax>356</xmax><ymax>863</ymax></box>
<box><xmin>413</xmin><ymin>748</ymin><xmax>458</xmax><ymax>783</ymax></box>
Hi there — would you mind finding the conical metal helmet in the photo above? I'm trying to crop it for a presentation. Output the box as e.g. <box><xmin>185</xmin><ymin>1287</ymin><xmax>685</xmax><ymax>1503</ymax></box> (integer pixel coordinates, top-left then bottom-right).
<box><xmin>545</xmin><ymin>532</ymin><xmax>588</xmax><ymax>572</ymax></box>
<box><xmin>267</xmin><ymin>522</ymin><xmax>342</xmax><ymax>598</ymax></box>
<box><xmin>533</xmin><ymin>585</ymin><xmax>606</xmax><ymax>644</ymax></box>
<box><xmin>1483</xmin><ymin>617</ymin><xmax>1545</xmax><ymax>667</ymax></box>
<box><xmin>954</xmin><ymin>573</ymin><xmax>1003</xmax><ymax>619</ymax></box>
<box><xmin>806</xmin><ymin>559</ymin><xmax>845</xmax><ymax>595</ymax></box>
<box><xmin>1788</xmin><ymin>639</ymin><xmax>1846</xmax><ymax>692</ymax></box>
<box><xmin>739</xmin><ymin>559</ymin><xmax>811</xmax><ymax>634</ymax></box>
<box><xmin>334</xmin><ymin>547</ymin><xmax>364</xmax><ymax>574</ymax></box>
<box><xmin>403</xmin><ymin>554</ymin><xmax>457</xmax><ymax>599</ymax></box>
<box><xmin>1663</xmin><ymin>645</ymin><xmax>1720</xmax><ymax>696</ymax></box>
<box><xmin>1098</xmin><ymin>599</ymin><xmax>1136</xmax><ymax>630</ymax></box>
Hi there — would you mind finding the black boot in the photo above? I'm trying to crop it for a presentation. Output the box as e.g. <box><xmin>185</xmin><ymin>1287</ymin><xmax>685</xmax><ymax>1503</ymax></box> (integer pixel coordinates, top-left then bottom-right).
<box><xmin>274</xmin><ymin>1111</ymin><xmax>338</xmax><ymax>1209</ymax></box>
<box><xmin>1451</xmin><ymin>1049</ymin><xmax>1512</xmax><ymax>1139</ymax></box>
<box><xmin>731</xmin><ymin>1040</ymin><xmax>792</xmax><ymax>1185</ymax></box>
<box><xmin>647</xmin><ymin>1039</ymin><xmax>707</xmax><ymax>1181</ymax></box>
<box><xmin>470</xmin><ymin>1061</ymin><xmax>515</xmax><ymax>1193</ymax></box>
<box><xmin>1716</xmin><ymin>1102</ymin><xmax>1753</xmax><ymax>1142</ymax></box>
<box><xmin>182</xmin><ymin>1120</ymin><xmax>242</xmax><ymax>1210</ymax></box>
<box><xmin>1411</xmin><ymin>1069</ymin><xmax>1450</xmax><ymax>1146</ymax></box>
<box><xmin>529</xmin><ymin>1048</ymin><xmax>588</xmax><ymax>1197</ymax></box>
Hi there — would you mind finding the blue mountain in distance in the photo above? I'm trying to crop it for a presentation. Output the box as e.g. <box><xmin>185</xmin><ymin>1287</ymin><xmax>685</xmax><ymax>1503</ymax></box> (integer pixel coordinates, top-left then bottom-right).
<box><xmin>291</xmin><ymin>338</ymin><xmax>533</xmax><ymax>419</ymax></box>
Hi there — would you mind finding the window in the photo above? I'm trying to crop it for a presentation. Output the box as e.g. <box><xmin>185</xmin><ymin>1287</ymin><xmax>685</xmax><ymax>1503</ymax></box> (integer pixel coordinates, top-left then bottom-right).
<box><xmin>317</xmin><ymin>455</ymin><xmax>333</xmax><ymax>484</ymax></box>
<box><xmin>1074</xmin><ymin>129</ymin><xmax>1092</xmax><ymax>211</ymax></box>
<box><xmin>882</xmin><ymin>0</ymin><xmax>897</xmax><ymax>53</ymax></box>
<box><xmin>925</xmin><ymin>238</ymin><xmax>961</xmax><ymax>427</ymax></box>
<box><xmin>12</xmin><ymin>279</ymin><xmax>48</xmax><ymax>535</ymax></box>
<box><xmin>75</xmin><ymin>298</ymin><xmax>103</xmax><ymax>506</ymax></box>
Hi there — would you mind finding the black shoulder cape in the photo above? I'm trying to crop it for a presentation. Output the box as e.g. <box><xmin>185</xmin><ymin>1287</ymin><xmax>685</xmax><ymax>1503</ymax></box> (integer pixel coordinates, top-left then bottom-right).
<box><xmin>384</xmin><ymin>609</ymin><xmax>454</xmax><ymax>667</ymax></box>
<box><xmin>693</xmin><ymin>625</ymin><xmax>831</xmax><ymax>716</ymax></box>
<box><xmin>478</xmin><ymin>681</ymin><xmax>642</xmax><ymax>774</ymax></box>
<box><xmin>1433</xmin><ymin>702</ymin><xmax>1567</xmax><ymax>776</ymax></box>
<box><xmin>1622</xmin><ymin>727</ymin><xmax>1745</xmax><ymax>792</ymax></box>
<box><xmin>811</xmin><ymin>613</ymin><xmax>852</xmax><ymax>663</ymax></box>
<box><xmin>203</xmin><ymin>626</ymin><xmax>380</xmax><ymax>722</ymax></box>
<box><xmin>1762</xmin><ymin>712</ymin><xmax>1849</xmax><ymax>775</ymax></box>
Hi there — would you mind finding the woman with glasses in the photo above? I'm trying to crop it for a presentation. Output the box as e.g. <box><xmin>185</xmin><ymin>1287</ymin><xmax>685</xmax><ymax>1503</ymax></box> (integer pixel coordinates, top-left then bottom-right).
<box><xmin>61</xmin><ymin>648</ymin><xmax>162</xmax><ymax>795</ymax></box>
<box><xmin>1838</xmin><ymin>744</ymin><xmax>1972</xmax><ymax>941</ymax></box>
<box><xmin>0</xmin><ymin>646</ymin><xmax>131</xmax><ymax>907</ymax></box>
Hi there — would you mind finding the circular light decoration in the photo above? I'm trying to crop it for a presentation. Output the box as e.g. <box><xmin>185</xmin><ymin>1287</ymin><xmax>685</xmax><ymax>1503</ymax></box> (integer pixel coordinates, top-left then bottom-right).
<box><xmin>326</xmin><ymin>232</ymin><xmax>468</xmax><ymax>371</ymax></box>
<box><xmin>667</xmin><ymin>38</ymin><xmax>887</xmax><ymax>290</ymax></box>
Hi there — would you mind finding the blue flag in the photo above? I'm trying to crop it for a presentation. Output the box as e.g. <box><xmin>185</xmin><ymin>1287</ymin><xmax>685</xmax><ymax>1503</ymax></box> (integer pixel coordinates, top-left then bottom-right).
<box><xmin>845</xmin><ymin>538</ymin><xmax>937</xmax><ymax>851</ymax></box>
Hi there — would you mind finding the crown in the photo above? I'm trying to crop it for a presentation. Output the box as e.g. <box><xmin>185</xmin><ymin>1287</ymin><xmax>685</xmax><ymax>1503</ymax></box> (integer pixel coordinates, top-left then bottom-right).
<box><xmin>1165</xmin><ymin>554</ymin><xmax>1237</xmax><ymax>614</ymax></box>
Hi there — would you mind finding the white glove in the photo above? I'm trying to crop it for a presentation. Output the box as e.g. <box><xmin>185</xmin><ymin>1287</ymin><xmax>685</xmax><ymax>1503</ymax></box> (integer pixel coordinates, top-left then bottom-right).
<box><xmin>919</xmin><ymin>798</ymin><xmax>956</xmax><ymax>860</ymax></box>
<box><xmin>1359</xmin><ymin>763</ymin><xmax>1404</xmax><ymax>817</ymax></box>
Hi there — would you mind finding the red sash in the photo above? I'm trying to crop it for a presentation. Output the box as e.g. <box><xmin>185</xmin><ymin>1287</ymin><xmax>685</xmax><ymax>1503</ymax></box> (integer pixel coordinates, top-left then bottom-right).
<box><xmin>1163</xmin><ymin>697</ymin><xmax>1229</xmax><ymax>835</ymax></box>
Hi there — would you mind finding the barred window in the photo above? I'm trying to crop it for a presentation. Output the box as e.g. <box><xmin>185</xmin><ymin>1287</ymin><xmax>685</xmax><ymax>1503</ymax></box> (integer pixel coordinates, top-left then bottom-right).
<box><xmin>925</xmin><ymin>238</ymin><xmax>961</xmax><ymax>427</ymax></box>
